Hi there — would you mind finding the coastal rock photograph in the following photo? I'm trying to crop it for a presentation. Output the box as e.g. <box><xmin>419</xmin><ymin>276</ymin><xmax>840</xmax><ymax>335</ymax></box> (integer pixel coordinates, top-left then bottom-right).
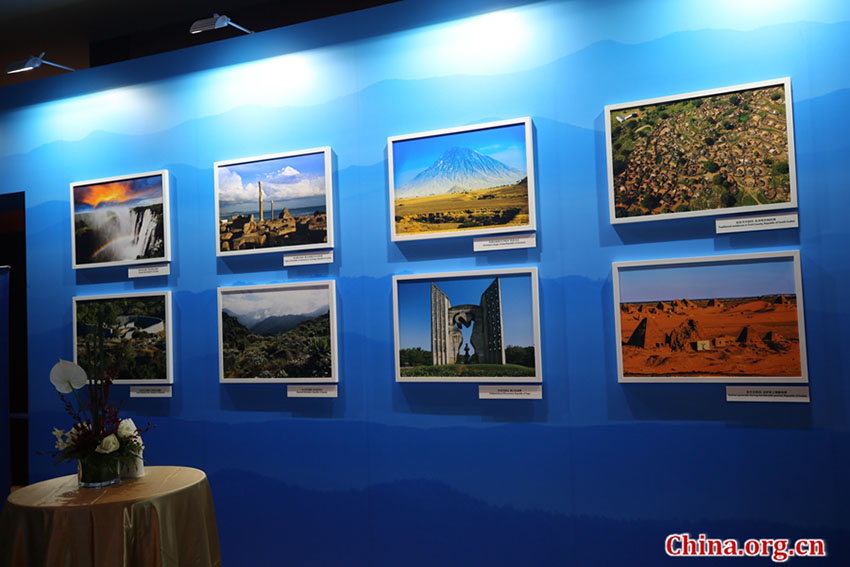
<box><xmin>215</xmin><ymin>149</ymin><xmax>332</xmax><ymax>255</ymax></box>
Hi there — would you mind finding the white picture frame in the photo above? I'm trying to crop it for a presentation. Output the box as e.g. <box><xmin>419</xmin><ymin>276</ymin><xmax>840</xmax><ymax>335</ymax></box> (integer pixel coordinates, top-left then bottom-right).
<box><xmin>613</xmin><ymin>250</ymin><xmax>808</xmax><ymax>383</ymax></box>
<box><xmin>218</xmin><ymin>280</ymin><xmax>339</xmax><ymax>383</ymax></box>
<box><xmin>215</xmin><ymin>147</ymin><xmax>334</xmax><ymax>256</ymax></box>
<box><xmin>70</xmin><ymin>170</ymin><xmax>171</xmax><ymax>269</ymax></box>
<box><xmin>605</xmin><ymin>78</ymin><xmax>797</xmax><ymax>224</ymax></box>
<box><xmin>388</xmin><ymin>117</ymin><xmax>536</xmax><ymax>241</ymax></box>
<box><xmin>393</xmin><ymin>267</ymin><xmax>542</xmax><ymax>383</ymax></box>
<box><xmin>72</xmin><ymin>290</ymin><xmax>173</xmax><ymax>384</ymax></box>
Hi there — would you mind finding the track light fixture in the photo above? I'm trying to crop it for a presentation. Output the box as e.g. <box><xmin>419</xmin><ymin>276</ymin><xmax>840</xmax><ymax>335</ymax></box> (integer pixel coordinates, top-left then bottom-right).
<box><xmin>6</xmin><ymin>52</ymin><xmax>75</xmax><ymax>75</ymax></box>
<box><xmin>190</xmin><ymin>13</ymin><xmax>254</xmax><ymax>35</ymax></box>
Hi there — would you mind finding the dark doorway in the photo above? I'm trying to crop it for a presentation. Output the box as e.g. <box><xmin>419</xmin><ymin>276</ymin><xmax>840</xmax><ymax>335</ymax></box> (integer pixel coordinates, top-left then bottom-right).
<box><xmin>0</xmin><ymin>192</ymin><xmax>28</xmax><ymax>487</ymax></box>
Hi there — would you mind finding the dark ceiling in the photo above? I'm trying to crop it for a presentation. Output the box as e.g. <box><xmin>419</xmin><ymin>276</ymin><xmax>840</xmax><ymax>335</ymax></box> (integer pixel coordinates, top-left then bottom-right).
<box><xmin>0</xmin><ymin>0</ymin><xmax>398</xmax><ymax>87</ymax></box>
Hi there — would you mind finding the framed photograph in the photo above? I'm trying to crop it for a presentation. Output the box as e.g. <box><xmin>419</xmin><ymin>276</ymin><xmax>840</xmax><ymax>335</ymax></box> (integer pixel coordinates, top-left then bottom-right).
<box><xmin>218</xmin><ymin>281</ymin><xmax>338</xmax><ymax>383</ymax></box>
<box><xmin>393</xmin><ymin>267</ymin><xmax>541</xmax><ymax>382</ymax></box>
<box><xmin>70</xmin><ymin>170</ymin><xmax>170</xmax><ymax>269</ymax></box>
<box><xmin>613</xmin><ymin>250</ymin><xmax>808</xmax><ymax>383</ymax></box>
<box><xmin>388</xmin><ymin>117</ymin><xmax>535</xmax><ymax>241</ymax></box>
<box><xmin>605</xmin><ymin>78</ymin><xmax>797</xmax><ymax>223</ymax></box>
<box><xmin>73</xmin><ymin>291</ymin><xmax>173</xmax><ymax>384</ymax></box>
<box><xmin>215</xmin><ymin>147</ymin><xmax>333</xmax><ymax>256</ymax></box>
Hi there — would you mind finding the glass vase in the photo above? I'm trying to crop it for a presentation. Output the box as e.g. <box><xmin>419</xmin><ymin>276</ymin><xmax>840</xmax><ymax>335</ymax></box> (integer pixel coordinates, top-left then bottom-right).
<box><xmin>121</xmin><ymin>450</ymin><xmax>145</xmax><ymax>479</ymax></box>
<box><xmin>77</xmin><ymin>454</ymin><xmax>120</xmax><ymax>488</ymax></box>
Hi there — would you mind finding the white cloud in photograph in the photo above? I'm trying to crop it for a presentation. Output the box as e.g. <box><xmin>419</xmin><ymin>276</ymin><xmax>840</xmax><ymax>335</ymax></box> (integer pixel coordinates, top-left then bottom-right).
<box><xmin>218</xmin><ymin>166</ymin><xmax>325</xmax><ymax>204</ymax></box>
<box><xmin>222</xmin><ymin>287</ymin><xmax>329</xmax><ymax>322</ymax></box>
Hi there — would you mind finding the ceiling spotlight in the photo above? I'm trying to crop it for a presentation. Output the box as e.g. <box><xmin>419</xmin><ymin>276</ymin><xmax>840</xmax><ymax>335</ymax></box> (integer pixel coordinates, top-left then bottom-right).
<box><xmin>6</xmin><ymin>52</ymin><xmax>75</xmax><ymax>75</ymax></box>
<box><xmin>190</xmin><ymin>13</ymin><xmax>254</xmax><ymax>35</ymax></box>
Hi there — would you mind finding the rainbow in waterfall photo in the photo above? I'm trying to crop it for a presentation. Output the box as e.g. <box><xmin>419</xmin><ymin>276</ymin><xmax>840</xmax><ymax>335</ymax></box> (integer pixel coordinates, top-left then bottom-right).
<box><xmin>71</xmin><ymin>170</ymin><xmax>170</xmax><ymax>269</ymax></box>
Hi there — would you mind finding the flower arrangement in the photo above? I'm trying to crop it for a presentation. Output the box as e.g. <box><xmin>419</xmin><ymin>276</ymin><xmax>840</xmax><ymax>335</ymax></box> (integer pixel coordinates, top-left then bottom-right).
<box><xmin>49</xmin><ymin>359</ymin><xmax>147</xmax><ymax>486</ymax></box>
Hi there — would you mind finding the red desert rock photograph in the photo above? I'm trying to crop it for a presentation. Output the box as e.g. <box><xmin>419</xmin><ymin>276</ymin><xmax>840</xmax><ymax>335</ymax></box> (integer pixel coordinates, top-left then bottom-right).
<box><xmin>615</xmin><ymin>253</ymin><xmax>805</xmax><ymax>381</ymax></box>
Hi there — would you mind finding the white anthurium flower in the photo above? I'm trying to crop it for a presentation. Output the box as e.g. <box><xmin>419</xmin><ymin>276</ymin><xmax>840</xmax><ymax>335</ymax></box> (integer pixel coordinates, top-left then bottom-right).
<box><xmin>95</xmin><ymin>434</ymin><xmax>120</xmax><ymax>454</ymax></box>
<box><xmin>117</xmin><ymin>418</ymin><xmax>137</xmax><ymax>438</ymax></box>
<box><xmin>49</xmin><ymin>360</ymin><xmax>88</xmax><ymax>394</ymax></box>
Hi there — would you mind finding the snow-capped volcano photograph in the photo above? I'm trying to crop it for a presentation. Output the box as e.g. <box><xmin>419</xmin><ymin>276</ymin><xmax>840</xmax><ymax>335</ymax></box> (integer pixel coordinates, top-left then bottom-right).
<box><xmin>389</xmin><ymin>118</ymin><xmax>535</xmax><ymax>240</ymax></box>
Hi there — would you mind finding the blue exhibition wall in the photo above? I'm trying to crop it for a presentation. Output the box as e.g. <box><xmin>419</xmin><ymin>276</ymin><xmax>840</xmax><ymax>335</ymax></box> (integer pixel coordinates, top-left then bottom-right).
<box><xmin>1</xmin><ymin>0</ymin><xmax>849</xmax><ymax>564</ymax></box>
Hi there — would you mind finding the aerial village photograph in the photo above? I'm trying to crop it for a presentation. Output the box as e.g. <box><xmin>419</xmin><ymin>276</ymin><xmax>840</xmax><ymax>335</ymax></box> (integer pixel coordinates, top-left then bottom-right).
<box><xmin>608</xmin><ymin>81</ymin><xmax>793</xmax><ymax>221</ymax></box>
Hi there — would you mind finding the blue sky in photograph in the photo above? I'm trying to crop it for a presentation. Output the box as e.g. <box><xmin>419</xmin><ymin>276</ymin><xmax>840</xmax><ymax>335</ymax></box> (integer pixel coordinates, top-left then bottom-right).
<box><xmin>225</xmin><ymin>152</ymin><xmax>325</xmax><ymax>184</ymax></box>
<box><xmin>618</xmin><ymin>257</ymin><xmax>797</xmax><ymax>303</ymax></box>
<box><xmin>392</xmin><ymin>122</ymin><xmax>527</xmax><ymax>187</ymax></box>
<box><xmin>218</xmin><ymin>151</ymin><xmax>327</xmax><ymax>214</ymax></box>
<box><xmin>397</xmin><ymin>272</ymin><xmax>535</xmax><ymax>352</ymax></box>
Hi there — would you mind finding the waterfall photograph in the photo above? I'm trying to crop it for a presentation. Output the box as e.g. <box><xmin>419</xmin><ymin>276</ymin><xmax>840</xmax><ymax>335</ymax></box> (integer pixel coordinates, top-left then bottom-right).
<box><xmin>71</xmin><ymin>170</ymin><xmax>170</xmax><ymax>268</ymax></box>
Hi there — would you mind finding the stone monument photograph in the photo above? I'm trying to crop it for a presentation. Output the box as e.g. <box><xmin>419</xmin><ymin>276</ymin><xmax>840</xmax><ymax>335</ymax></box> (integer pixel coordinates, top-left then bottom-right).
<box><xmin>393</xmin><ymin>268</ymin><xmax>541</xmax><ymax>382</ymax></box>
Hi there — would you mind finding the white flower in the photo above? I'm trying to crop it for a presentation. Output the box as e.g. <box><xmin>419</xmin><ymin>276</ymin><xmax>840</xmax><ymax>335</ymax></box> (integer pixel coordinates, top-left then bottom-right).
<box><xmin>49</xmin><ymin>360</ymin><xmax>88</xmax><ymax>394</ymax></box>
<box><xmin>95</xmin><ymin>434</ymin><xmax>120</xmax><ymax>454</ymax></box>
<box><xmin>52</xmin><ymin>428</ymin><xmax>69</xmax><ymax>450</ymax></box>
<box><xmin>117</xmin><ymin>419</ymin><xmax>137</xmax><ymax>439</ymax></box>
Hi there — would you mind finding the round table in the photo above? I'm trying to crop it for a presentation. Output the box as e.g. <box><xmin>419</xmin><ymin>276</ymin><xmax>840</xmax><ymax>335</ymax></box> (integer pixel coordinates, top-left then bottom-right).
<box><xmin>0</xmin><ymin>466</ymin><xmax>221</xmax><ymax>567</ymax></box>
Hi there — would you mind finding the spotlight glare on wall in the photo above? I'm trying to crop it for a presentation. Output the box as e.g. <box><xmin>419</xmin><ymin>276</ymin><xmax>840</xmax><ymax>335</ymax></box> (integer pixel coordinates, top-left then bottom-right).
<box><xmin>5</xmin><ymin>52</ymin><xmax>75</xmax><ymax>75</ymax></box>
<box><xmin>190</xmin><ymin>13</ymin><xmax>254</xmax><ymax>35</ymax></box>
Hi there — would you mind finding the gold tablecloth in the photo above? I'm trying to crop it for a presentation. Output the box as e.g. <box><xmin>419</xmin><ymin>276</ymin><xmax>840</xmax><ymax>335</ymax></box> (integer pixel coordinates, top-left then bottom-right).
<box><xmin>0</xmin><ymin>466</ymin><xmax>221</xmax><ymax>567</ymax></box>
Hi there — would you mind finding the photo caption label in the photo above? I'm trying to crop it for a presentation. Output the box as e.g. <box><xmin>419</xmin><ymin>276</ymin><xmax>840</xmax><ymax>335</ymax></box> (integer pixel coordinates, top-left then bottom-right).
<box><xmin>283</xmin><ymin>250</ymin><xmax>334</xmax><ymax>267</ymax></box>
<box><xmin>716</xmin><ymin>212</ymin><xmax>798</xmax><ymax>234</ymax></box>
<box><xmin>130</xmin><ymin>386</ymin><xmax>172</xmax><ymax>398</ymax></box>
<box><xmin>479</xmin><ymin>385</ymin><xmax>542</xmax><ymax>399</ymax></box>
<box><xmin>287</xmin><ymin>385</ymin><xmax>338</xmax><ymax>398</ymax></box>
<box><xmin>128</xmin><ymin>264</ymin><xmax>170</xmax><ymax>278</ymax></box>
<box><xmin>473</xmin><ymin>233</ymin><xmax>536</xmax><ymax>252</ymax></box>
<box><xmin>726</xmin><ymin>386</ymin><xmax>810</xmax><ymax>403</ymax></box>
